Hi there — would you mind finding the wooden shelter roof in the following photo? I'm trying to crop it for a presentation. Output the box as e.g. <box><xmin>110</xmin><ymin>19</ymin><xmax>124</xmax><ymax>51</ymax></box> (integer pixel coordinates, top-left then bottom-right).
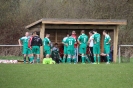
<box><xmin>25</xmin><ymin>18</ymin><xmax>127</xmax><ymax>29</ymax></box>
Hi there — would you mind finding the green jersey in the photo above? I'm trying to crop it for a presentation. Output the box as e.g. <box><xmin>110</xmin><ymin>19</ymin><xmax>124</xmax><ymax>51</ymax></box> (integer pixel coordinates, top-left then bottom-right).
<box><xmin>78</xmin><ymin>33</ymin><xmax>88</xmax><ymax>46</ymax></box>
<box><xmin>62</xmin><ymin>37</ymin><xmax>68</xmax><ymax>48</ymax></box>
<box><xmin>66</xmin><ymin>36</ymin><xmax>76</xmax><ymax>50</ymax></box>
<box><xmin>20</xmin><ymin>36</ymin><xmax>30</xmax><ymax>48</ymax></box>
<box><xmin>43</xmin><ymin>37</ymin><xmax>51</xmax><ymax>47</ymax></box>
<box><xmin>92</xmin><ymin>33</ymin><xmax>100</xmax><ymax>45</ymax></box>
<box><xmin>104</xmin><ymin>34</ymin><xmax>111</xmax><ymax>47</ymax></box>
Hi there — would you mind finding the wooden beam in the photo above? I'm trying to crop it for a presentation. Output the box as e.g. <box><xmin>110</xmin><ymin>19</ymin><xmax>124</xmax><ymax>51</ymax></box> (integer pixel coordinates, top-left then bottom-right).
<box><xmin>55</xmin><ymin>30</ymin><xmax>57</xmax><ymax>43</ymax></box>
<box><xmin>40</xmin><ymin>23</ymin><xmax>45</xmax><ymax>61</ymax></box>
<box><xmin>113</xmin><ymin>26</ymin><xmax>119</xmax><ymax>62</ymax></box>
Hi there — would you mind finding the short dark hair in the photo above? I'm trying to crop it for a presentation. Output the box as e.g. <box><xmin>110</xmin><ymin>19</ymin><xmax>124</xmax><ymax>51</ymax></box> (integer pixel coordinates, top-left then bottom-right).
<box><xmin>69</xmin><ymin>32</ymin><xmax>72</xmax><ymax>36</ymax></box>
<box><xmin>103</xmin><ymin>30</ymin><xmax>108</xmax><ymax>34</ymax></box>
<box><xmin>81</xmin><ymin>30</ymin><xmax>85</xmax><ymax>33</ymax></box>
<box><xmin>89</xmin><ymin>31</ymin><xmax>93</xmax><ymax>34</ymax></box>
<box><xmin>54</xmin><ymin>43</ymin><xmax>58</xmax><ymax>45</ymax></box>
<box><xmin>93</xmin><ymin>29</ymin><xmax>97</xmax><ymax>32</ymax></box>
<box><xmin>46</xmin><ymin>33</ymin><xmax>50</xmax><ymax>35</ymax></box>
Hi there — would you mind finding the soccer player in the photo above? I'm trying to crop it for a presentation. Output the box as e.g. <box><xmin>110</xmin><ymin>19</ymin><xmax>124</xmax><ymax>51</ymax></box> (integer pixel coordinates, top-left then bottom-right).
<box><xmin>18</xmin><ymin>32</ymin><xmax>33</xmax><ymax>63</ymax></box>
<box><xmin>65</xmin><ymin>33</ymin><xmax>76</xmax><ymax>64</ymax></box>
<box><xmin>88</xmin><ymin>31</ymin><xmax>94</xmax><ymax>62</ymax></box>
<box><xmin>103</xmin><ymin>30</ymin><xmax>111</xmax><ymax>64</ymax></box>
<box><xmin>71</xmin><ymin>30</ymin><xmax>78</xmax><ymax>63</ymax></box>
<box><xmin>31</xmin><ymin>31</ymin><xmax>42</xmax><ymax>63</ymax></box>
<box><xmin>92</xmin><ymin>29</ymin><xmax>101</xmax><ymax>64</ymax></box>
<box><xmin>43</xmin><ymin>54</ymin><xmax>55</xmax><ymax>64</ymax></box>
<box><xmin>62</xmin><ymin>33</ymin><xmax>69</xmax><ymax>63</ymax></box>
<box><xmin>78</xmin><ymin>30</ymin><xmax>88</xmax><ymax>64</ymax></box>
<box><xmin>43</xmin><ymin>33</ymin><xmax>51</xmax><ymax>57</ymax></box>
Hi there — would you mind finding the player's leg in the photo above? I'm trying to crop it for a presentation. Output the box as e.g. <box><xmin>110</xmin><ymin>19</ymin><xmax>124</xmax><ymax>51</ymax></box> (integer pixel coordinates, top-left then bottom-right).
<box><xmin>73</xmin><ymin>48</ymin><xmax>77</xmax><ymax>63</ymax></box>
<box><xmin>97</xmin><ymin>46</ymin><xmax>101</xmax><ymax>64</ymax></box>
<box><xmin>23</xmin><ymin>54</ymin><xmax>27</xmax><ymax>63</ymax></box>
<box><xmin>67</xmin><ymin>50</ymin><xmax>71</xmax><ymax>63</ymax></box>
<box><xmin>93</xmin><ymin>46</ymin><xmax>97</xmax><ymax>64</ymax></box>
<box><xmin>36</xmin><ymin>46</ymin><xmax>41</xmax><ymax>63</ymax></box>
<box><xmin>28</xmin><ymin>48</ymin><xmax>34</xmax><ymax>63</ymax></box>
<box><xmin>23</xmin><ymin>48</ymin><xmax>28</xmax><ymax>63</ymax></box>
<box><xmin>105</xmin><ymin>46</ymin><xmax>110</xmax><ymax>64</ymax></box>
<box><xmin>62</xmin><ymin>48</ymin><xmax>67</xmax><ymax>63</ymax></box>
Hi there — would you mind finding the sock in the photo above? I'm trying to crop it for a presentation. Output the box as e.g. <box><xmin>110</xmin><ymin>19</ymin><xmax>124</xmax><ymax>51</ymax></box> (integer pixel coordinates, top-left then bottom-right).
<box><xmin>82</xmin><ymin>56</ymin><xmax>85</xmax><ymax>63</ymax></box>
<box><xmin>94</xmin><ymin>56</ymin><xmax>96</xmax><ymax>63</ymax></box>
<box><xmin>28</xmin><ymin>57</ymin><xmax>30</xmax><ymax>63</ymax></box>
<box><xmin>24</xmin><ymin>57</ymin><xmax>26</xmax><ymax>63</ymax></box>
<box><xmin>73</xmin><ymin>58</ymin><xmax>77</xmax><ymax>63</ymax></box>
<box><xmin>86</xmin><ymin>55</ymin><xmax>90</xmax><ymax>63</ymax></box>
<box><xmin>62</xmin><ymin>56</ymin><xmax>66</xmax><ymax>63</ymax></box>
<box><xmin>36</xmin><ymin>58</ymin><xmax>40</xmax><ymax>63</ymax></box>
<box><xmin>67</xmin><ymin>58</ymin><xmax>71</xmax><ymax>63</ymax></box>
<box><xmin>98</xmin><ymin>56</ymin><xmax>100</xmax><ymax>63</ymax></box>
<box><xmin>30</xmin><ymin>56</ymin><xmax>34</xmax><ymax>63</ymax></box>
<box><xmin>107</xmin><ymin>55</ymin><xmax>110</xmax><ymax>63</ymax></box>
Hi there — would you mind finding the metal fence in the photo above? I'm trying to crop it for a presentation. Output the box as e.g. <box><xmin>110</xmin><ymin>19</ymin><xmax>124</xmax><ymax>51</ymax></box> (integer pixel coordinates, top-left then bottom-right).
<box><xmin>0</xmin><ymin>45</ymin><xmax>23</xmax><ymax>60</ymax></box>
<box><xmin>118</xmin><ymin>45</ymin><xmax>133</xmax><ymax>63</ymax></box>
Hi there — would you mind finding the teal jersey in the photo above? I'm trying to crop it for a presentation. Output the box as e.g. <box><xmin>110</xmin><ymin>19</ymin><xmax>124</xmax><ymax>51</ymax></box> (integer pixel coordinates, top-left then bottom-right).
<box><xmin>62</xmin><ymin>37</ymin><xmax>68</xmax><ymax>48</ymax></box>
<box><xmin>66</xmin><ymin>36</ymin><xmax>76</xmax><ymax>50</ymax></box>
<box><xmin>20</xmin><ymin>36</ymin><xmax>30</xmax><ymax>48</ymax></box>
<box><xmin>92</xmin><ymin>33</ymin><xmax>100</xmax><ymax>45</ymax></box>
<box><xmin>78</xmin><ymin>34</ymin><xmax>88</xmax><ymax>45</ymax></box>
<box><xmin>43</xmin><ymin>37</ymin><xmax>51</xmax><ymax>47</ymax></box>
<box><xmin>104</xmin><ymin>34</ymin><xmax>111</xmax><ymax>46</ymax></box>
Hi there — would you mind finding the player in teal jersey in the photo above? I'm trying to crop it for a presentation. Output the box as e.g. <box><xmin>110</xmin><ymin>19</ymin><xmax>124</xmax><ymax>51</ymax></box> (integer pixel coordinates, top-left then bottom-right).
<box><xmin>65</xmin><ymin>33</ymin><xmax>76</xmax><ymax>64</ymax></box>
<box><xmin>103</xmin><ymin>30</ymin><xmax>111</xmax><ymax>64</ymax></box>
<box><xmin>43</xmin><ymin>33</ymin><xmax>51</xmax><ymax>57</ymax></box>
<box><xmin>78</xmin><ymin>30</ymin><xmax>89</xmax><ymax>64</ymax></box>
<box><xmin>18</xmin><ymin>32</ymin><xmax>33</xmax><ymax>63</ymax></box>
<box><xmin>62</xmin><ymin>33</ymin><xmax>69</xmax><ymax>63</ymax></box>
<box><xmin>91</xmin><ymin>29</ymin><xmax>101</xmax><ymax>64</ymax></box>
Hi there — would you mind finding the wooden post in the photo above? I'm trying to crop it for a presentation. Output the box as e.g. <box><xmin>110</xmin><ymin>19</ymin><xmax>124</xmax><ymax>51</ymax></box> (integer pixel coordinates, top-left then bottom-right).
<box><xmin>40</xmin><ymin>23</ymin><xmax>45</xmax><ymax>61</ymax></box>
<box><xmin>113</xmin><ymin>26</ymin><xmax>119</xmax><ymax>62</ymax></box>
<box><xmin>55</xmin><ymin>29</ymin><xmax>57</xmax><ymax>43</ymax></box>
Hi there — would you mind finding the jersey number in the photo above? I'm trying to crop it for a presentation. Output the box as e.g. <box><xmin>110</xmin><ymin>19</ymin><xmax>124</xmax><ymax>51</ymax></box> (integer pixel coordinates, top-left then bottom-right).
<box><xmin>69</xmin><ymin>41</ymin><xmax>72</xmax><ymax>45</ymax></box>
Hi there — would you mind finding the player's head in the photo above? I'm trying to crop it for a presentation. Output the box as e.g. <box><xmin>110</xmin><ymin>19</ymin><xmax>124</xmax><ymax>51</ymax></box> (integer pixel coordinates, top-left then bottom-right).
<box><xmin>54</xmin><ymin>43</ymin><xmax>58</xmax><ymax>47</ymax></box>
<box><xmin>25</xmin><ymin>32</ymin><xmax>29</xmax><ymax>37</ymax></box>
<box><xmin>93</xmin><ymin>29</ymin><xmax>97</xmax><ymax>33</ymax></box>
<box><xmin>72</xmin><ymin>30</ymin><xmax>76</xmax><ymax>35</ymax></box>
<box><xmin>81</xmin><ymin>30</ymin><xmax>85</xmax><ymax>34</ymax></box>
<box><xmin>69</xmin><ymin>32</ymin><xmax>72</xmax><ymax>36</ymax></box>
<box><xmin>89</xmin><ymin>31</ymin><xmax>93</xmax><ymax>36</ymax></box>
<box><xmin>32</xmin><ymin>31</ymin><xmax>38</xmax><ymax>36</ymax></box>
<box><xmin>66</xmin><ymin>33</ymin><xmax>69</xmax><ymax>37</ymax></box>
<box><xmin>46</xmin><ymin>54</ymin><xmax>50</xmax><ymax>58</ymax></box>
<box><xmin>46</xmin><ymin>33</ymin><xmax>50</xmax><ymax>38</ymax></box>
<box><xmin>103</xmin><ymin>30</ymin><xmax>108</xmax><ymax>35</ymax></box>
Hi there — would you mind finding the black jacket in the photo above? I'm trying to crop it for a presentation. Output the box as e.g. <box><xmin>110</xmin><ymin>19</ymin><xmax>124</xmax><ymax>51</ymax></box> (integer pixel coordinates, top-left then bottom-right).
<box><xmin>31</xmin><ymin>36</ymin><xmax>42</xmax><ymax>46</ymax></box>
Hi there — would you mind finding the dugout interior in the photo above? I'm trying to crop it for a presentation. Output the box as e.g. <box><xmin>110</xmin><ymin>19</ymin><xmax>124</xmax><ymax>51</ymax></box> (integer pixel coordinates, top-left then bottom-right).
<box><xmin>25</xmin><ymin>18</ymin><xmax>127</xmax><ymax>62</ymax></box>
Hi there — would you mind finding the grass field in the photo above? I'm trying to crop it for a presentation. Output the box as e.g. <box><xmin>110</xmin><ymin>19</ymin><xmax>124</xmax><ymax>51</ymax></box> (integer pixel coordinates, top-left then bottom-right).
<box><xmin>0</xmin><ymin>62</ymin><xmax>133</xmax><ymax>88</ymax></box>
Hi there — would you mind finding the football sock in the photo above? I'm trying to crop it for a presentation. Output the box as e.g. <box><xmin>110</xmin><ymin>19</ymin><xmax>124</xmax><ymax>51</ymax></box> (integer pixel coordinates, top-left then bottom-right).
<box><xmin>24</xmin><ymin>57</ymin><xmax>26</xmax><ymax>63</ymax></box>
<box><xmin>67</xmin><ymin>58</ymin><xmax>71</xmax><ymax>63</ymax></box>
<box><xmin>82</xmin><ymin>56</ymin><xmax>85</xmax><ymax>63</ymax></box>
<box><xmin>62</xmin><ymin>56</ymin><xmax>66</xmax><ymax>63</ymax></box>
<box><xmin>98</xmin><ymin>56</ymin><xmax>100</xmax><ymax>63</ymax></box>
<box><xmin>28</xmin><ymin>57</ymin><xmax>30</xmax><ymax>63</ymax></box>
<box><xmin>107</xmin><ymin>55</ymin><xmax>110</xmax><ymax>63</ymax></box>
<box><xmin>30</xmin><ymin>56</ymin><xmax>34</xmax><ymax>63</ymax></box>
<box><xmin>94</xmin><ymin>56</ymin><xmax>96</xmax><ymax>63</ymax></box>
<box><xmin>36</xmin><ymin>58</ymin><xmax>40</xmax><ymax>63</ymax></box>
<box><xmin>86</xmin><ymin>55</ymin><xmax>90</xmax><ymax>63</ymax></box>
<box><xmin>73</xmin><ymin>58</ymin><xmax>77</xmax><ymax>63</ymax></box>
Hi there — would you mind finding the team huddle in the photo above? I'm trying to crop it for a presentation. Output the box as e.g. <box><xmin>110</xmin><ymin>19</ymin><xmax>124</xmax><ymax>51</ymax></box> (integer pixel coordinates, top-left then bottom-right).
<box><xmin>18</xmin><ymin>29</ymin><xmax>111</xmax><ymax>64</ymax></box>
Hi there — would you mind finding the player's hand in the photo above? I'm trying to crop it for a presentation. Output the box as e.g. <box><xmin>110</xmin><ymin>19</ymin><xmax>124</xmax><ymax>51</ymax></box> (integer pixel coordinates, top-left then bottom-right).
<box><xmin>65</xmin><ymin>43</ymin><xmax>68</xmax><ymax>46</ymax></box>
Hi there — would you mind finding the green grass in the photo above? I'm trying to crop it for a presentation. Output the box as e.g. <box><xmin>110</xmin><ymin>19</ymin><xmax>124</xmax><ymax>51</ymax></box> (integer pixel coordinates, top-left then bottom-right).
<box><xmin>0</xmin><ymin>63</ymin><xmax>133</xmax><ymax>88</ymax></box>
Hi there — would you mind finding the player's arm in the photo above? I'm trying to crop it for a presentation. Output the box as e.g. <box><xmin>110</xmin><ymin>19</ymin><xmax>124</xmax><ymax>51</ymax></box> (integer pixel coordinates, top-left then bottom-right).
<box><xmin>39</xmin><ymin>38</ymin><xmax>43</xmax><ymax>46</ymax></box>
<box><xmin>77</xmin><ymin>36</ymin><xmax>81</xmax><ymax>44</ymax></box>
<box><xmin>18</xmin><ymin>38</ymin><xmax>22</xmax><ymax>46</ymax></box>
<box><xmin>31</xmin><ymin>37</ymin><xmax>34</xmax><ymax>46</ymax></box>
<box><xmin>106</xmin><ymin>36</ymin><xmax>111</xmax><ymax>44</ymax></box>
<box><xmin>62</xmin><ymin>39</ymin><xmax>68</xmax><ymax>46</ymax></box>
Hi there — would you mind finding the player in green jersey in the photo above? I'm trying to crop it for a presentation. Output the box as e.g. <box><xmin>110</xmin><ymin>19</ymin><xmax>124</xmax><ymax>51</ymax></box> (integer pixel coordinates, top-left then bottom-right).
<box><xmin>18</xmin><ymin>32</ymin><xmax>33</xmax><ymax>63</ymax></box>
<box><xmin>92</xmin><ymin>29</ymin><xmax>101</xmax><ymax>64</ymax></box>
<box><xmin>78</xmin><ymin>30</ymin><xmax>89</xmax><ymax>64</ymax></box>
<box><xmin>103</xmin><ymin>30</ymin><xmax>111</xmax><ymax>64</ymax></box>
<box><xmin>43</xmin><ymin>33</ymin><xmax>51</xmax><ymax>57</ymax></box>
<box><xmin>62</xmin><ymin>33</ymin><xmax>69</xmax><ymax>63</ymax></box>
<box><xmin>65</xmin><ymin>33</ymin><xmax>76</xmax><ymax>64</ymax></box>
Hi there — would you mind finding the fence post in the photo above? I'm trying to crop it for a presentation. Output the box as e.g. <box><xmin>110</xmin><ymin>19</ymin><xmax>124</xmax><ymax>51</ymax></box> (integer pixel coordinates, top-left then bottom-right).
<box><xmin>118</xmin><ymin>45</ymin><xmax>121</xmax><ymax>63</ymax></box>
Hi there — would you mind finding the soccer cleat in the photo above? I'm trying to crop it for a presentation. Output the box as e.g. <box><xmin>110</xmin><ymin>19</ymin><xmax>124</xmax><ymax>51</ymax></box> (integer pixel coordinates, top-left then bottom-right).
<box><xmin>106</xmin><ymin>62</ymin><xmax>110</xmax><ymax>64</ymax></box>
<box><xmin>92</xmin><ymin>62</ymin><xmax>97</xmax><ymax>64</ymax></box>
<box><xmin>24</xmin><ymin>61</ymin><xmax>26</xmax><ymax>64</ymax></box>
